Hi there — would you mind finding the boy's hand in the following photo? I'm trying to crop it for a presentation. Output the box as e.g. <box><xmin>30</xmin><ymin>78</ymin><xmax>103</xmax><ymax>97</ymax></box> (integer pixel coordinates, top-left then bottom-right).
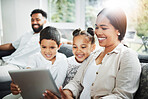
<box><xmin>43</xmin><ymin>86</ymin><xmax>73</xmax><ymax>99</ymax></box>
<box><xmin>10</xmin><ymin>82</ymin><xmax>21</xmax><ymax>95</ymax></box>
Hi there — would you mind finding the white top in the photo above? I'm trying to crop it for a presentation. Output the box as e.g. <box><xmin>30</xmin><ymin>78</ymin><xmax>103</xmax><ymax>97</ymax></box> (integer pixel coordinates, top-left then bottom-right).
<box><xmin>63</xmin><ymin>56</ymin><xmax>81</xmax><ymax>87</ymax></box>
<box><xmin>27</xmin><ymin>52</ymin><xmax>68</xmax><ymax>88</ymax></box>
<box><xmin>3</xmin><ymin>31</ymin><xmax>40</xmax><ymax>68</ymax></box>
<box><xmin>64</xmin><ymin>43</ymin><xmax>141</xmax><ymax>99</ymax></box>
<box><xmin>80</xmin><ymin>61</ymin><xmax>100</xmax><ymax>99</ymax></box>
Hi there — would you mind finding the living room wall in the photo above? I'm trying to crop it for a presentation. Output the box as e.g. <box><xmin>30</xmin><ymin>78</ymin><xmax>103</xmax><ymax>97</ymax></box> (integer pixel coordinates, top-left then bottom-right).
<box><xmin>1</xmin><ymin>0</ymin><xmax>48</xmax><ymax>44</ymax></box>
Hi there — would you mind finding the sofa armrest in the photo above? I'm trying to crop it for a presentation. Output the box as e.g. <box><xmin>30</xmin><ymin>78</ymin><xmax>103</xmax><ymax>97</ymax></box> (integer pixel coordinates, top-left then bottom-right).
<box><xmin>0</xmin><ymin>81</ymin><xmax>12</xmax><ymax>99</ymax></box>
<box><xmin>0</xmin><ymin>49</ymin><xmax>16</xmax><ymax>59</ymax></box>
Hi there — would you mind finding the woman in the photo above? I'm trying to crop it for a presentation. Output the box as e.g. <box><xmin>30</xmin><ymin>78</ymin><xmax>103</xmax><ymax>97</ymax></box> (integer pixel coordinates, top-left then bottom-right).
<box><xmin>43</xmin><ymin>7</ymin><xmax>141</xmax><ymax>99</ymax></box>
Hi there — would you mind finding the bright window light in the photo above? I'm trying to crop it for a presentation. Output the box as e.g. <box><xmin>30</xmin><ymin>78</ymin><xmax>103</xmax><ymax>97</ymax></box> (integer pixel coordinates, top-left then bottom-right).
<box><xmin>103</xmin><ymin>0</ymin><xmax>138</xmax><ymax>11</ymax></box>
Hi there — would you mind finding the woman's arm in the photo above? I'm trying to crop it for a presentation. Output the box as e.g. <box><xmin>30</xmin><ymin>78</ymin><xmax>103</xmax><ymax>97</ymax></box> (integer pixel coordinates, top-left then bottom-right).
<box><xmin>64</xmin><ymin>53</ymin><xmax>95</xmax><ymax>98</ymax></box>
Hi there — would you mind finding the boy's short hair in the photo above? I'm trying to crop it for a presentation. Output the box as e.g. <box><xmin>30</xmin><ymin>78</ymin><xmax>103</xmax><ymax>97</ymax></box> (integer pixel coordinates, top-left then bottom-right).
<box><xmin>30</xmin><ymin>9</ymin><xmax>47</xmax><ymax>19</ymax></box>
<box><xmin>40</xmin><ymin>26</ymin><xmax>61</xmax><ymax>47</ymax></box>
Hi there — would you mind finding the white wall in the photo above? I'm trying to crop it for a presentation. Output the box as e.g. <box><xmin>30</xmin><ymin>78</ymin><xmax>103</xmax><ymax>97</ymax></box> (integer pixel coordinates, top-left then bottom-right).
<box><xmin>1</xmin><ymin>0</ymin><xmax>46</xmax><ymax>44</ymax></box>
<box><xmin>0</xmin><ymin>0</ymin><xmax>3</xmax><ymax>44</ymax></box>
<box><xmin>1</xmin><ymin>0</ymin><xmax>85</xmax><ymax>43</ymax></box>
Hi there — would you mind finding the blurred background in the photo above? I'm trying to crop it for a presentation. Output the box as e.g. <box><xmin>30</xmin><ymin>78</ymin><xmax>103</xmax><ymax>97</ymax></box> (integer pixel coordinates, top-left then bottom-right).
<box><xmin>0</xmin><ymin>0</ymin><xmax>148</xmax><ymax>55</ymax></box>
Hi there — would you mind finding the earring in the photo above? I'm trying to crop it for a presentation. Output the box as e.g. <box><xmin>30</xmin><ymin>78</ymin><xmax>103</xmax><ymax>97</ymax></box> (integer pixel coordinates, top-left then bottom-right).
<box><xmin>118</xmin><ymin>33</ymin><xmax>120</xmax><ymax>36</ymax></box>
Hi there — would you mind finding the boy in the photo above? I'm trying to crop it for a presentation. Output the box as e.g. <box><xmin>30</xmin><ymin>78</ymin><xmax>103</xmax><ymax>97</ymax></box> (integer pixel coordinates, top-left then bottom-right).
<box><xmin>3</xmin><ymin>26</ymin><xmax>68</xmax><ymax>99</ymax></box>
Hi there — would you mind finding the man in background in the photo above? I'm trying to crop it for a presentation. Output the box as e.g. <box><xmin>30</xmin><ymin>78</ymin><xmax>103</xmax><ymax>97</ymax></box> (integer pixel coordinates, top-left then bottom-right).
<box><xmin>0</xmin><ymin>9</ymin><xmax>47</xmax><ymax>82</ymax></box>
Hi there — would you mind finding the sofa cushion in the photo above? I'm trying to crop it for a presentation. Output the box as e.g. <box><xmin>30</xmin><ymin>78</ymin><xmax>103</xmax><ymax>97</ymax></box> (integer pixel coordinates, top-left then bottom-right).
<box><xmin>58</xmin><ymin>44</ymin><xmax>73</xmax><ymax>57</ymax></box>
<box><xmin>138</xmin><ymin>54</ymin><xmax>148</xmax><ymax>63</ymax></box>
<box><xmin>0</xmin><ymin>49</ymin><xmax>16</xmax><ymax>59</ymax></box>
<box><xmin>134</xmin><ymin>63</ymin><xmax>148</xmax><ymax>99</ymax></box>
<box><xmin>0</xmin><ymin>81</ymin><xmax>11</xmax><ymax>99</ymax></box>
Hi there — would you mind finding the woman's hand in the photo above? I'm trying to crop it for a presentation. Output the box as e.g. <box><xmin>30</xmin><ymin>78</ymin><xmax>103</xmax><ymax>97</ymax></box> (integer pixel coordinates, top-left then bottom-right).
<box><xmin>10</xmin><ymin>81</ymin><xmax>21</xmax><ymax>95</ymax></box>
<box><xmin>43</xmin><ymin>86</ymin><xmax>73</xmax><ymax>99</ymax></box>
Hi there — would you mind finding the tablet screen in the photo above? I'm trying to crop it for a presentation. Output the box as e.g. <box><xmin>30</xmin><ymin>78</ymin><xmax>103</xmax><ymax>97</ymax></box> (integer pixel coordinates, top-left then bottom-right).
<box><xmin>9</xmin><ymin>69</ymin><xmax>61</xmax><ymax>99</ymax></box>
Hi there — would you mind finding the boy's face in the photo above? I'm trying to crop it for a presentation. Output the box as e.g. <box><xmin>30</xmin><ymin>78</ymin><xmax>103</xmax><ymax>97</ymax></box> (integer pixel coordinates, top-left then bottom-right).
<box><xmin>40</xmin><ymin>39</ymin><xmax>59</xmax><ymax>63</ymax></box>
<box><xmin>73</xmin><ymin>35</ymin><xmax>95</xmax><ymax>63</ymax></box>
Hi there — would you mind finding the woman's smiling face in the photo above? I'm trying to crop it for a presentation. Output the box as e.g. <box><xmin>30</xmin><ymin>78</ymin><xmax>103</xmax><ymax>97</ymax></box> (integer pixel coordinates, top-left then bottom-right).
<box><xmin>95</xmin><ymin>14</ymin><xmax>120</xmax><ymax>48</ymax></box>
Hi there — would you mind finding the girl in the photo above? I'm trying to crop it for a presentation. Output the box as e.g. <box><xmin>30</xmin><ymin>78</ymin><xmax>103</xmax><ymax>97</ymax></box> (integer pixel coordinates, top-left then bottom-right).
<box><xmin>62</xmin><ymin>27</ymin><xmax>96</xmax><ymax>87</ymax></box>
<box><xmin>3</xmin><ymin>26</ymin><xmax>68</xmax><ymax>99</ymax></box>
<box><xmin>44</xmin><ymin>7</ymin><xmax>141</xmax><ymax>99</ymax></box>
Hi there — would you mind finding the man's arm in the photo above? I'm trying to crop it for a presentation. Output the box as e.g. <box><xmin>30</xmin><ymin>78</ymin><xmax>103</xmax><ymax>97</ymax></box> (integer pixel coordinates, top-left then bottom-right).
<box><xmin>0</xmin><ymin>43</ymin><xmax>15</xmax><ymax>50</ymax></box>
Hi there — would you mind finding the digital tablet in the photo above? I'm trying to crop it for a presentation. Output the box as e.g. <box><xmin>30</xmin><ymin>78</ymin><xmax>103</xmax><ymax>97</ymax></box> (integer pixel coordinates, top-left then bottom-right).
<box><xmin>9</xmin><ymin>68</ymin><xmax>61</xmax><ymax>99</ymax></box>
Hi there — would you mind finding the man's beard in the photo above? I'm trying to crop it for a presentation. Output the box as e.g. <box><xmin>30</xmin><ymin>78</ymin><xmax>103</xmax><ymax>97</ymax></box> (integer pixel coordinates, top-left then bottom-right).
<box><xmin>32</xmin><ymin>24</ymin><xmax>43</xmax><ymax>33</ymax></box>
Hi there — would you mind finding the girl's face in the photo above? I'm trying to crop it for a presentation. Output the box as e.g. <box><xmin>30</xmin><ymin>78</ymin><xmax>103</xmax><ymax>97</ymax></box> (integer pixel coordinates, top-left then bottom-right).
<box><xmin>95</xmin><ymin>14</ymin><xmax>120</xmax><ymax>48</ymax></box>
<box><xmin>40</xmin><ymin>39</ymin><xmax>59</xmax><ymax>63</ymax></box>
<box><xmin>73</xmin><ymin>35</ymin><xmax>95</xmax><ymax>63</ymax></box>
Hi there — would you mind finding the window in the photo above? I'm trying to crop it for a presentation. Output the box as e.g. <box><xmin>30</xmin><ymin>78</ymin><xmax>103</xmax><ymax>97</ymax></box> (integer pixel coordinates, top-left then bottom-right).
<box><xmin>85</xmin><ymin>0</ymin><xmax>148</xmax><ymax>55</ymax></box>
<box><xmin>45</xmin><ymin>0</ymin><xmax>148</xmax><ymax>55</ymax></box>
<box><xmin>48</xmin><ymin>0</ymin><xmax>75</xmax><ymax>23</ymax></box>
<box><xmin>47</xmin><ymin>0</ymin><xmax>85</xmax><ymax>41</ymax></box>
<box><xmin>47</xmin><ymin>0</ymin><xmax>85</xmax><ymax>29</ymax></box>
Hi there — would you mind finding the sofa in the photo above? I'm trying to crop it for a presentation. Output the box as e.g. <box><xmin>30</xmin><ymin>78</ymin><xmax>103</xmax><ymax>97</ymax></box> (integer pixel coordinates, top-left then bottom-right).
<box><xmin>134</xmin><ymin>55</ymin><xmax>148</xmax><ymax>99</ymax></box>
<box><xmin>0</xmin><ymin>44</ymin><xmax>148</xmax><ymax>99</ymax></box>
<box><xmin>0</xmin><ymin>44</ymin><xmax>73</xmax><ymax>98</ymax></box>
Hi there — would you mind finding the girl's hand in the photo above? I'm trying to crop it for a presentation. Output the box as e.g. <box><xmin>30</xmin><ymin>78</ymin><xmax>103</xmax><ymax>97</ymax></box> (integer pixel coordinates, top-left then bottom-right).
<box><xmin>10</xmin><ymin>82</ymin><xmax>21</xmax><ymax>95</ymax></box>
<box><xmin>43</xmin><ymin>86</ymin><xmax>73</xmax><ymax>99</ymax></box>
